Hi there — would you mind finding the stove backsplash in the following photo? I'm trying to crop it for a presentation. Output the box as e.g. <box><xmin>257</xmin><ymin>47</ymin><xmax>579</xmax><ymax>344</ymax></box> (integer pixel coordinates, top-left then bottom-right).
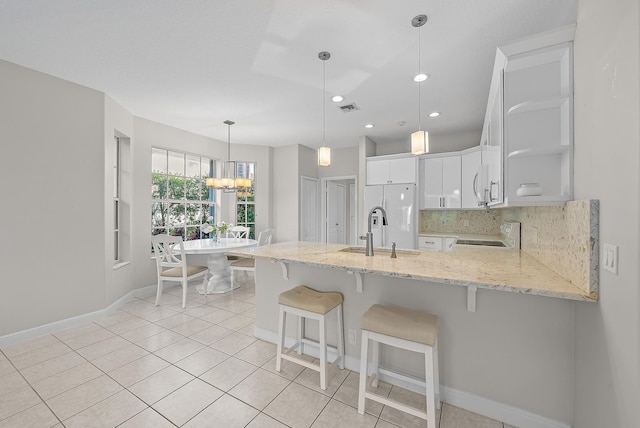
<box><xmin>419</xmin><ymin>209</ymin><xmax>503</xmax><ymax>235</ymax></box>
<box><xmin>419</xmin><ymin>199</ymin><xmax>599</xmax><ymax>297</ymax></box>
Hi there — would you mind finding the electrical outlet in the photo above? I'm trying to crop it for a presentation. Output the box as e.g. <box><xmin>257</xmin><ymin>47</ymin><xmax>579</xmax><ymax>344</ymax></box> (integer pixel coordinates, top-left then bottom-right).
<box><xmin>603</xmin><ymin>243</ymin><xmax>618</xmax><ymax>275</ymax></box>
<box><xmin>529</xmin><ymin>226</ymin><xmax>538</xmax><ymax>244</ymax></box>
<box><xmin>348</xmin><ymin>329</ymin><xmax>357</xmax><ymax>345</ymax></box>
<box><xmin>463</xmin><ymin>219</ymin><xmax>470</xmax><ymax>227</ymax></box>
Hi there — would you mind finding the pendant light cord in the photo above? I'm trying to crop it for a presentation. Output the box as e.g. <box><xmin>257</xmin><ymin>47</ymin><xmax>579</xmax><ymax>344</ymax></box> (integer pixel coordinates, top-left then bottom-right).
<box><xmin>418</xmin><ymin>24</ymin><xmax>422</xmax><ymax>132</ymax></box>
<box><xmin>223</xmin><ymin>120</ymin><xmax>235</xmax><ymax>161</ymax></box>
<box><xmin>323</xmin><ymin>58</ymin><xmax>326</xmax><ymax>144</ymax></box>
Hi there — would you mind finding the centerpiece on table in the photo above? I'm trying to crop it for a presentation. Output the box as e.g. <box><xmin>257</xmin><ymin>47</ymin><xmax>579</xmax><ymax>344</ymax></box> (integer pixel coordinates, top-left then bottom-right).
<box><xmin>200</xmin><ymin>218</ymin><xmax>233</xmax><ymax>243</ymax></box>
<box><xmin>216</xmin><ymin>221</ymin><xmax>232</xmax><ymax>240</ymax></box>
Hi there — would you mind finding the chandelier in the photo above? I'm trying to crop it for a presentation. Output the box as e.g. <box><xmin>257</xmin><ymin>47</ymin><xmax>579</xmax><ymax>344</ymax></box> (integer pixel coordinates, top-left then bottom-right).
<box><xmin>206</xmin><ymin>120</ymin><xmax>252</xmax><ymax>191</ymax></box>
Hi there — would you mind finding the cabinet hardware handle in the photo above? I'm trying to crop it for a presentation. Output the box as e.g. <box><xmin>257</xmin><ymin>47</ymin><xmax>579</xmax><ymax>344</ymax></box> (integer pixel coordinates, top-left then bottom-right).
<box><xmin>473</xmin><ymin>173</ymin><xmax>480</xmax><ymax>202</ymax></box>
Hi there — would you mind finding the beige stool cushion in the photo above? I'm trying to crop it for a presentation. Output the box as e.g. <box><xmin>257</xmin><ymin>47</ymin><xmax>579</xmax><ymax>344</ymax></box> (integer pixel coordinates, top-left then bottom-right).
<box><xmin>162</xmin><ymin>265</ymin><xmax>208</xmax><ymax>277</ymax></box>
<box><xmin>361</xmin><ymin>304</ymin><xmax>438</xmax><ymax>346</ymax></box>
<box><xmin>279</xmin><ymin>285</ymin><xmax>344</xmax><ymax>315</ymax></box>
<box><xmin>230</xmin><ymin>258</ymin><xmax>255</xmax><ymax>268</ymax></box>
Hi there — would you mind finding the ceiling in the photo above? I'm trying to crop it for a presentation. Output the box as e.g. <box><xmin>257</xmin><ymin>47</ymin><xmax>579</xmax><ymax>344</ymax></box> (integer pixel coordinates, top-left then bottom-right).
<box><xmin>0</xmin><ymin>0</ymin><xmax>578</xmax><ymax>150</ymax></box>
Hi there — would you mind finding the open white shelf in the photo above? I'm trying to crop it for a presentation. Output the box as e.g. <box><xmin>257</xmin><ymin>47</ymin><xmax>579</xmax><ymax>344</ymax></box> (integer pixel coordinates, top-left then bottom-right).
<box><xmin>507</xmin><ymin>96</ymin><xmax>569</xmax><ymax>115</ymax></box>
<box><xmin>505</xmin><ymin>194</ymin><xmax>571</xmax><ymax>206</ymax></box>
<box><xmin>507</xmin><ymin>146</ymin><xmax>570</xmax><ymax>158</ymax></box>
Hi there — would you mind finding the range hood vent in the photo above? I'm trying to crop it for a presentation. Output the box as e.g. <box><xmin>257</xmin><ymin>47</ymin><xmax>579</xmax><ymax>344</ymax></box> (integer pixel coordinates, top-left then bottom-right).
<box><xmin>338</xmin><ymin>103</ymin><xmax>360</xmax><ymax>113</ymax></box>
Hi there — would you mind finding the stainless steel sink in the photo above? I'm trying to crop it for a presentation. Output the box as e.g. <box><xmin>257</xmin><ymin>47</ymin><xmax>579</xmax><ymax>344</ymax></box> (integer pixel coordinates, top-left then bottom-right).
<box><xmin>455</xmin><ymin>239</ymin><xmax>507</xmax><ymax>247</ymax></box>
<box><xmin>338</xmin><ymin>246</ymin><xmax>421</xmax><ymax>257</ymax></box>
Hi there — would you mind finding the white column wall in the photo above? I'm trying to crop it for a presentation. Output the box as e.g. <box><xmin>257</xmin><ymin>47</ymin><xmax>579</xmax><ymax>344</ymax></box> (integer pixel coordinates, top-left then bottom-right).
<box><xmin>273</xmin><ymin>145</ymin><xmax>301</xmax><ymax>243</ymax></box>
<box><xmin>573</xmin><ymin>0</ymin><xmax>640</xmax><ymax>426</ymax></box>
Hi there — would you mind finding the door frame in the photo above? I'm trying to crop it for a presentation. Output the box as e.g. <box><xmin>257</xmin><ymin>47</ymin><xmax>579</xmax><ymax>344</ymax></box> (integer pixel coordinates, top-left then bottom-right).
<box><xmin>320</xmin><ymin>175</ymin><xmax>358</xmax><ymax>244</ymax></box>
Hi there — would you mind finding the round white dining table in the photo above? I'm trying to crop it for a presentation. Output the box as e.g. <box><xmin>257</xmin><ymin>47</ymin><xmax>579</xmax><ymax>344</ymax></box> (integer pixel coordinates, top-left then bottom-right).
<box><xmin>182</xmin><ymin>238</ymin><xmax>257</xmax><ymax>294</ymax></box>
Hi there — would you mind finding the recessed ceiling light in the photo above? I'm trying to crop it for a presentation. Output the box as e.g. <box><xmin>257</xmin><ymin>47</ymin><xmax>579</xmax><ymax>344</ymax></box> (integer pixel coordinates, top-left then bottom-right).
<box><xmin>413</xmin><ymin>73</ymin><xmax>429</xmax><ymax>82</ymax></box>
<box><xmin>331</xmin><ymin>95</ymin><xmax>344</xmax><ymax>103</ymax></box>
<box><xmin>428</xmin><ymin>112</ymin><xmax>440</xmax><ymax>117</ymax></box>
<box><xmin>364</xmin><ymin>123</ymin><xmax>375</xmax><ymax>129</ymax></box>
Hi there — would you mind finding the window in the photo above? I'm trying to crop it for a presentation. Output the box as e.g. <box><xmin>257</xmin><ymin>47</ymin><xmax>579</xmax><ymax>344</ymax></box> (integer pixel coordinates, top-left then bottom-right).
<box><xmin>113</xmin><ymin>136</ymin><xmax>121</xmax><ymax>262</ymax></box>
<box><xmin>235</xmin><ymin>161</ymin><xmax>256</xmax><ymax>238</ymax></box>
<box><xmin>151</xmin><ymin>148</ymin><xmax>216</xmax><ymax>240</ymax></box>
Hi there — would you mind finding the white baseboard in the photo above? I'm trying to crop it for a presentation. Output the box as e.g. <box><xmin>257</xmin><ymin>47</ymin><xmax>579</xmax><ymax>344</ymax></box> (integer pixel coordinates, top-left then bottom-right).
<box><xmin>441</xmin><ymin>386</ymin><xmax>571</xmax><ymax>428</ymax></box>
<box><xmin>0</xmin><ymin>284</ymin><xmax>158</xmax><ymax>348</ymax></box>
<box><xmin>254</xmin><ymin>327</ymin><xmax>571</xmax><ymax>428</ymax></box>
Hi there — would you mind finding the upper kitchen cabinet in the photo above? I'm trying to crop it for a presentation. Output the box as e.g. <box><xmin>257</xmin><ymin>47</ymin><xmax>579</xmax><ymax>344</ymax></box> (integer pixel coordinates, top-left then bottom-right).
<box><xmin>480</xmin><ymin>71</ymin><xmax>504</xmax><ymax>207</ymax></box>
<box><xmin>419</xmin><ymin>153</ymin><xmax>461</xmax><ymax>209</ymax></box>
<box><xmin>461</xmin><ymin>146</ymin><xmax>482</xmax><ymax>209</ymax></box>
<box><xmin>480</xmin><ymin>25</ymin><xmax>575</xmax><ymax>207</ymax></box>
<box><xmin>366</xmin><ymin>154</ymin><xmax>417</xmax><ymax>185</ymax></box>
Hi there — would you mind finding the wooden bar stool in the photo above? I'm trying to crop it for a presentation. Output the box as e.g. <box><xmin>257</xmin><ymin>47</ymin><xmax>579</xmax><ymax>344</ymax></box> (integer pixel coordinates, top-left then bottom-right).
<box><xmin>276</xmin><ymin>285</ymin><xmax>345</xmax><ymax>390</ymax></box>
<box><xmin>358</xmin><ymin>304</ymin><xmax>440</xmax><ymax>427</ymax></box>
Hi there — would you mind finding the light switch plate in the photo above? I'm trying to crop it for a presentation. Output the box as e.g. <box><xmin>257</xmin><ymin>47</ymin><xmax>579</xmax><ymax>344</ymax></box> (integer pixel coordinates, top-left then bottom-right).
<box><xmin>603</xmin><ymin>243</ymin><xmax>618</xmax><ymax>275</ymax></box>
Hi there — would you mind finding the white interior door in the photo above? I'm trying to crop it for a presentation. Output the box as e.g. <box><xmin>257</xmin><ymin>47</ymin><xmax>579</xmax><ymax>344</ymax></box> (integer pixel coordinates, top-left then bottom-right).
<box><xmin>326</xmin><ymin>181</ymin><xmax>346</xmax><ymax>244</ymax></box>
<box><xmin>300</xmin><ymin>176</ymin><xmax>318</xmax><ymax>242</ymax></box>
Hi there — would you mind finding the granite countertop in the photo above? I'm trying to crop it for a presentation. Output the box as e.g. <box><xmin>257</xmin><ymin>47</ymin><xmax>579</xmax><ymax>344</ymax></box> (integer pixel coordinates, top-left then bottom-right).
<box><xmin>230</xmin><ymin>241</ymin><xmax>596</xmax><ymax>302</ymax></box>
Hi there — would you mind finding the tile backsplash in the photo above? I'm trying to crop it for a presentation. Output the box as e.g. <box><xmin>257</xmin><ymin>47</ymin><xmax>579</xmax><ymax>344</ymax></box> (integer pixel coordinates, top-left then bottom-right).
<box><xmin>419</xmin><ymin>209</ymin><xmax>503</xmax><ymax>235</ymax></box>
<box><xmin>419</xmin><ymin>200</ymin><xmax>599</xmax><ymax>298</ymax></box>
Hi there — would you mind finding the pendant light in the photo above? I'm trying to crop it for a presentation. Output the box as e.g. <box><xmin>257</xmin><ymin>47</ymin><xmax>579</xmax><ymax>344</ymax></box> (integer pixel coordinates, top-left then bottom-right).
<box><xmin>206</xmin><ymin>120</ymin><xmax>253</xmax><ymax>191</ymax></box>
<box><xmin>411</xmin><ymin>14</ymin><xmax>430</xmax><ymax>155</ymax></box>
<box><xmin>317</xmin><ymin>51</ymin><xmax>331</xmax><ymax>166</ymax></box>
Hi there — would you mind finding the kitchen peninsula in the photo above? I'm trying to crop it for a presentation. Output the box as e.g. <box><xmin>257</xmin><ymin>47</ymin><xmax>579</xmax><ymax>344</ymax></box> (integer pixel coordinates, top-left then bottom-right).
<box><xmin>230</xmin><ymin>240</ymin><xmax>595</xmax><ymax>426</ymax></box>
<box><xmin>232</xmin><ymin>241</ymin><xmax>596</xmax><ymax>302</ymax></box>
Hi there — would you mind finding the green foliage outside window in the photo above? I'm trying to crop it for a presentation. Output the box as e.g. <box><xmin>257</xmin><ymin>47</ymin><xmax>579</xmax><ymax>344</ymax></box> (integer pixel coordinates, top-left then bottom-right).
<box><xmin>151</xmin><ymin>148</ymin><xmax>215</xmax><ymax>240</ymax></box>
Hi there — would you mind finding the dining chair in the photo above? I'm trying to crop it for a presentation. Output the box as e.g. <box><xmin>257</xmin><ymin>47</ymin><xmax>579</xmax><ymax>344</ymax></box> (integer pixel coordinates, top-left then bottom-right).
<box><xmin>257</xmin><ymin>228</ymin><xmax>273</xmax><ymax>246</ymax></box>
<box><xmin>228</xmin><ymin>225</ymin><xmax>250</xmax><ymax>239</ymax></box>
<box><xmin>229</xmin><ymin>228</ymin><xmax>273</xmax><ymax>286</ymax></box>
<box><xmin>151</xmin><ymin>234</ymin><xmax>208</xmax><ymax>309</ymax></box>
<box><xmin>226</xmin><ymin>226</ymin><xmax>251</xmax><ymax>262</ymax></box>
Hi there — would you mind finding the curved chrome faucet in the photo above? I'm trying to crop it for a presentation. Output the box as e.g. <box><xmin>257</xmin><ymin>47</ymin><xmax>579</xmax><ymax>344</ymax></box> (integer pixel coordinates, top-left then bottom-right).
<box><xmin>360</xmin><ymin>206</ymin><xmax>388</xmax><ymax>256</ymax></box>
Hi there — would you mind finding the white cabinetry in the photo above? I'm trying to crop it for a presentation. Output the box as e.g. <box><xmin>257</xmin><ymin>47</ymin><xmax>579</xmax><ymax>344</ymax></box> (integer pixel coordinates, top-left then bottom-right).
<box><xmin>418</xmin><ymin>235</ymin><xmax>455</xmax><ymax>252</ymax></box>
<box><xmin>366</xmin><ymin>155</ymin><xmax>416</xmax><ymax>185</ymax></box>
<box><xmin>419</xmin><ymin>154</ymin><xmax>461</xmax><ymax>209</ymax></box>
<box><xmin>461</xmin><ymin>147</ymin><xmax>482</xmax><ymax>209</ymax></box>
<box><xmin>479</xmin><ymin>25</ymin><xmax>574</xmax><ymax>207</ymax></box>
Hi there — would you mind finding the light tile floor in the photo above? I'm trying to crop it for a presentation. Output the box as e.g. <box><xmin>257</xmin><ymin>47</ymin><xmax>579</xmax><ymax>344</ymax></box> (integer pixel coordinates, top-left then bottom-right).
<box><xmin>0</xmin><ymin>277</ymin><xmax>515</xmax><ymax>428</ymax></box>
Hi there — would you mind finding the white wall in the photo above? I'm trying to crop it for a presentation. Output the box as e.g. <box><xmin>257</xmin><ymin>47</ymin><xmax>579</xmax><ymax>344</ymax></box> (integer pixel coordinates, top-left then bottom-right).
<box><xmin>572</xmin><ymin>0</ymin><xmax>640</xmax><ymax>426</ymax></box>
<box><xmin>374</xmin><ymin>130</ymin><xmax>480</xmax><ymax>156</ymax></box>
<box><xmin>0</xmin><ymin>60</ymin><xmax>106</xmax><ymax>335</ymax></box>
<box><xmin>273</xmin><ymin>145</ymin><xmax>301</xmax><ymax>243</ymax></box>
<box><xmin>359</xmin><ymin>136</ymin><xmax>377</xmax><ymax>237</ymax></box>
<box><xmin>315</xmin><ymin>146</ymin><xmax>359</xmax><ymax>178</ymax></box>
<box><xmin>299</xmin><ymin>145</ymin><xmax>318</xmax><ymax>179</ymax></box>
